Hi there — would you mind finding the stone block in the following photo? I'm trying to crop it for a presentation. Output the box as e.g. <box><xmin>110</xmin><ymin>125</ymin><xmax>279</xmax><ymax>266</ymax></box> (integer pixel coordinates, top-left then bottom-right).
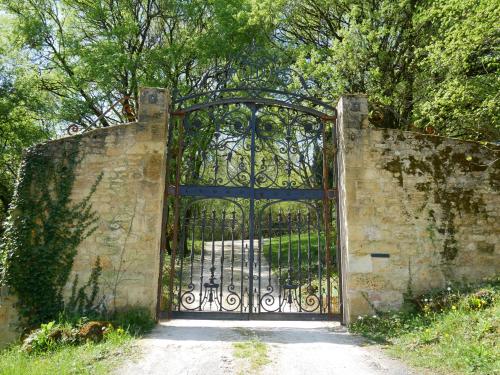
<box><xmin>349</xmin><ymin>255</ymin><xmax>373</xmax><ymax>273</ymax></box>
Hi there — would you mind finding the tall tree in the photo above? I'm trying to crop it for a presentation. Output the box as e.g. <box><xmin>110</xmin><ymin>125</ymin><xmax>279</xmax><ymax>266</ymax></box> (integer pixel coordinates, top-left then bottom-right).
<box><xmin>413</xmin><ymin>0</ymin><xmax>500</xmax><ymax>140</ymax></box>
<box><xmin>2</xmin><ymin>0</ymin><xmax>279</xmax><ymax>128</ymax></box>
<box><xmin>277</xmin><ymin>0</ymin><xmax>499</xmax><ymax>140</ymax></box>
<box><xmin>278</xmin><ymin>0</ymin><xmax>418</xmax><ymax>128</ymax></box>
<box><xmin>0</xmin><ymin>15</ymin><xmax>54</xmax><ymax>231</ymax></box>
<box><xmin>0</xmin><ymin>0</ymin><xmax>279</xmax><ymax>226</ymax></box>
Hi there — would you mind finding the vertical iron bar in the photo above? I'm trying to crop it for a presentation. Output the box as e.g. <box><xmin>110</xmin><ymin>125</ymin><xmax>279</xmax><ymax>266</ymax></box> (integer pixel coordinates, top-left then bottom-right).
<box><xmin>209</xmin><ymin>209</ymin><xmax>216</xmax><ymax>309</ymax></box>
<box><xmin>317</xmin><ymin>212</ymin><xmax>322</xmax><ymax>313</ymax></box>
<box><xmin>297</xmin><ymin>211</ymin><xmax>302</xmax><ymax>312</ymax></box>
<box><xmin>268</xmin><ymin>211</ymin><xmax>272</xmax><ymax>287</ymax></box>
<box><xmin>168</xmin><ymin>115</ymin><xmax>184</xmax><ymax>318</ymax></box>
<box><xmin>190</xmin><ymin>209</ymin><xmax>197</xmax><ymax>284</ymax></box>
<box><xmin>322</xmin><ymin>120</ymin><xmax>333</xmax><ymax>318</ymax></box>
<box><xmin>199</xmin><ymin>209</ymin><xmax>207</xmax><ymax>310</ymax></box>
<box><xmin>258</xmin><ymin>213</ymin><xmax>262</xmax><ymax>313</ymax></box>
<box><xmin>286</xmin><ymin>210</ymin><xmax>293</xmax><ymax>308</ymax></box>
<box><xmin>177</xmin><ymin>211</ymin><xmax>186</xmax><ymax>311</ymax></box>
<box><xmin>189</xmin><ymin>210</ymin><xmax>197</xmax><ymax>285</ymax></box>
<box><xmin>230</xmin><ymin>210</ymin><xmax>235</xmax><ymax>286</ymax></box>
<box><xmin>278</xmin><ymin>209</ymin><xmax>283</xmax><ymax>312</ymax></box>
<box><xmin>307</xmin><ymin>210</ymin><xmax>312</xmax><ymax>289</ymax></box>
<box><xmin>240</xmin><ymin>220</ymin><xmax>245</xmax><ymax>313</ymax></box>
<box><xmin>219</xmin><ymin>210</ymin><xmax>226</xmax><ymax>311</ymax></box>
<box><xmin>248</xmin><ymin>105</ymin><xmax>257</xmax><ymax>314</ymax></box>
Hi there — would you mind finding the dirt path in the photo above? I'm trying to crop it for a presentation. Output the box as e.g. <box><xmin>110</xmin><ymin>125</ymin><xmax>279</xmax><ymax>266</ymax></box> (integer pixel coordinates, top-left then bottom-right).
<box><xmin>116</xmin><ymin>320</ymin><xmax>418</xmax><ymax>375</ymax></box>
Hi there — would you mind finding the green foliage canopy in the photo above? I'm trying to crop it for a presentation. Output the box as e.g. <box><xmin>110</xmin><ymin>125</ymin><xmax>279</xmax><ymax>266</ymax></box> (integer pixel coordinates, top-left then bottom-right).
<box><xmin>278</xmin><ymin>0</ymin><xmax>499</xmax><ymax>140</ymax></box>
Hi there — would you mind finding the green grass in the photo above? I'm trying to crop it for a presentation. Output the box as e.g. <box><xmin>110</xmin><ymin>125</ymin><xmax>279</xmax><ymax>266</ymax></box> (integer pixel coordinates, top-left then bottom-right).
<box><xmin>232</xmin><ymin>335</ymin><xmax>270</xmax><ymax>374</ymax></box>
<box><xmin>0</xmin><ymin>329</ymin><xmax>134</xmax><ymax>375</ymax></box>
<box><xmin>265</xmin><ymin>232</ymin><xmax>325</xmax><ymax>271</ymax></box>
<box><xmin>182</xmin><ymin>233</ymin><xmax>330</xmax><ymax>268</ymax></box>
<box><xmin>0</xmin><ymin>308</ymin><xmax>155</xmax><ymax>375</ymax></box>
<box><xmin>350</xmin><ymin>279</ymin><xmax>500</xmax><ymax>375</ymax></box>
<box><xmin>265</xmin><ymin>233</ymin><xmax>339</xmax><ymax>300</ymax></box>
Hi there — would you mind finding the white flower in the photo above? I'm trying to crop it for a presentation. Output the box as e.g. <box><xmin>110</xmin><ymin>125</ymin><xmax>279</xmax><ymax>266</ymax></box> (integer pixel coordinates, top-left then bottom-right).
<box><xmin>358</xmin><ymin>316</ymin><xmax>363</xmax><ymax>320</ymax></box>
<box><xmin>447</xmin><ymin>287</ymin><xmax>451</xmax><ymax>291</ymax></box>
<box><xmin>372</xmin><ymin>315</ymin><xmax>377</xmax><ymax>318</ymax></box>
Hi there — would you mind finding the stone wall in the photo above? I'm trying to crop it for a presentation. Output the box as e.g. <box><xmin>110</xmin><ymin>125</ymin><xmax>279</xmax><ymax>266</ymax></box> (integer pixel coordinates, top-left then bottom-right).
<box><xmin>0</xmin><ymin>88</ymin><xmax>169</xmax><ymax>347</ymax></box>
<box><xmin>1</xmin><ymin>89</ymin><xmax>498</xmax><ymax>347</ymax></box>
<box><xmin>337</xmin><ymin>95</ymin><xmax>500</xmax><ymax>323</ymax></box>
<box><xmin>63</xmin><ymin>88</ymin><xmax>168</xmax><ymax>314</ymax></box>
<box><xmin>0</xmin><ymin>287</ymin><xmax>18</xmax><ymax>348</ymax></box>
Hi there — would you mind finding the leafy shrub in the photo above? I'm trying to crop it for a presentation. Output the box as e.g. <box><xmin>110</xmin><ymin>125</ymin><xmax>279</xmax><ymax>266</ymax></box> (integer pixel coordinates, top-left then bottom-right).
<box><xmin>411</xmin><ymin>279</ymin><xmax>499</xmax><ymax>315</ymax></box>
<box><xmin>20</xmin><ymin>307</ymin><xmax>154</xmax><ymax>354</ymax></box>
<box><xmin>21</xmin><ymin>322</ymin><xmax>78</xmax><ymax>354</ymax></box>
<box><xmin>350</xmin><ymin>279</ymin><xmax>500</xmax><ymax>374</ymax></box>
<box><xmin>462</xmin><ymin>289</ymin><xmax>495</xmax><ymax>311</ymax></box>
<box><xmin>111</xmin><ymin>307</ymin><xmax>156</xmax><ymax>336</ymax></box>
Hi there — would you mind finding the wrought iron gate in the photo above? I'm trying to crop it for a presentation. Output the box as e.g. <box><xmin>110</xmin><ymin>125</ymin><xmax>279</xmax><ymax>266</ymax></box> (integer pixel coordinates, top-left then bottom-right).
<box><xmin>162</xmin><ymin>98</ymin><xmax>340</xmax><ymax>320</ymax></box>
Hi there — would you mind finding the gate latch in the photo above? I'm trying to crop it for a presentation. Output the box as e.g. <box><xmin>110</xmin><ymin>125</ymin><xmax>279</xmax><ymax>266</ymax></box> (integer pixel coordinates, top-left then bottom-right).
<box><xmin>327</xmin><ymin>189</ymin><xmax>336</xmax><ymax>200</ymax></box>
<box><xmin>167</xmin><ymin>185</ymin><xmax>177</xmax><ymax>195</ymax></box>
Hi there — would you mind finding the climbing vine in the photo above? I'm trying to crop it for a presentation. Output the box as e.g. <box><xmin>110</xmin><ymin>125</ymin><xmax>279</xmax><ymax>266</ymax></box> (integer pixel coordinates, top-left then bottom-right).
<box><xmin>0</xmin><ymin>139</ymin><xmax>102</xmax><ymax>329</ymax></box>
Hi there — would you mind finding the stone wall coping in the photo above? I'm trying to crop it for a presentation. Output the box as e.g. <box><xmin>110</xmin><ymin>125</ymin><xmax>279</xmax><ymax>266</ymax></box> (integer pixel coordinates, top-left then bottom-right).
<box><xmin>364</xmin><ymin>126</ymin><xmax>500</xmax><ymax>151</ymax></box>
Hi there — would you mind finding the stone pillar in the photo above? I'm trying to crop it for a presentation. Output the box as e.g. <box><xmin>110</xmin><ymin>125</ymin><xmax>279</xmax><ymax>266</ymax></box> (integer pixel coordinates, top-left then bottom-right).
<box><xmin>336</xmin><ymin>94</ymin><xmax>369</xmax><ymax>324</ymax></box>
<box><xmin>138</xmin><ymin>87</ymin><xmax>170</xmax><ymax>124</ymax></box>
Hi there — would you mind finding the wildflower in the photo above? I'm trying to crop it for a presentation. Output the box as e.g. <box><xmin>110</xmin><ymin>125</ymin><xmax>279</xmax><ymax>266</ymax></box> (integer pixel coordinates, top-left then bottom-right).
<box><xmin>358</xmin><ymin>316</ymin><xmax>363</xmax><ymax>320</ymax></box>
<box><xmin>452</xmin><ymin>305</ymin><xmax>456</xmax><ymax>310</ymax></box>
<box><xmin>447</xmin><ymin>287</ymin><xmax>451</xmax><ymax>291</ymax></box>
<box><xmin>372</xmin><ymin>315</ymin><xmax>377</xmax><ymax>318</ymax></box>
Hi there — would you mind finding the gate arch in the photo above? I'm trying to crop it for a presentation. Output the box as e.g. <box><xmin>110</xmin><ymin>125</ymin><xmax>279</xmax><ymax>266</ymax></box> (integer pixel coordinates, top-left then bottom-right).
<box><xmin>157</xmin><ymin>49</ymin><xmax>341</xmax><ymax>320</ymax></box>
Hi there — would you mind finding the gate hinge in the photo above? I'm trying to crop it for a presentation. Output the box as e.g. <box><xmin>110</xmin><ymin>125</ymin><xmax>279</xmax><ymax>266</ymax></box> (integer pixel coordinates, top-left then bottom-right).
<box><xmin>321</xmin><ymin>115</ymin><xmax>337</xmax><ymax>123</ymax></box>
<box><xmin>167</xmin><ymin>185</ymin><xmax>177</xmax><ymax>195</ymax></box>
<box><xmin>171</xmin><ymin>110</ymin><xmax>186</xmax><ymax>117</ymax></box>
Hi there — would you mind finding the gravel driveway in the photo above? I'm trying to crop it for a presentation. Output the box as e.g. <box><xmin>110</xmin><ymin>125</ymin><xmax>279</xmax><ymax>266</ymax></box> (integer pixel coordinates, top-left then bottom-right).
<box><xmin>116</xmin><ymin>320</ymin><xmax>419</xmax><ymax>375</ymax></box>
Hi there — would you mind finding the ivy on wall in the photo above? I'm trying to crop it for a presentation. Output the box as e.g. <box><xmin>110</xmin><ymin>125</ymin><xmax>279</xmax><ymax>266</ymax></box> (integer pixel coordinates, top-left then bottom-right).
<box><xmin>0</xmin><ymin>139</ymin><xmax>102</xmax><ymax>329</ymax></box>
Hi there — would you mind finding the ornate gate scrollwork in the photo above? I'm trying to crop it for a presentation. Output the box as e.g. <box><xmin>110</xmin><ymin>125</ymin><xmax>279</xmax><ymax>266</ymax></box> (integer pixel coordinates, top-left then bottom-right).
<box><xmin>163</xmin><ymin>98</ymin><xmax>340</xmax><ymax>320</ymax></box>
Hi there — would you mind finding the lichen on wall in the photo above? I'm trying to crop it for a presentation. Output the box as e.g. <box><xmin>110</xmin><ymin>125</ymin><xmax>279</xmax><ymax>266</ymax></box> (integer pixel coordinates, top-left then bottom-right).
<box><xmin>381</xmin><ymin>132</ymin><xmax>498</xmax><ymax>263</ymax></box>
<box><xmin>336</xmin><ymin>95</ymin><xmax>500</xmax><ymax>322</ymax></box>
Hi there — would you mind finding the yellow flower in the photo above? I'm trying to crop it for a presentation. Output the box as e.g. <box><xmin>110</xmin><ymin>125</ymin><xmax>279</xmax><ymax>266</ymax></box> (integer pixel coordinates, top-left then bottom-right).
<box><xmin>451</xmin><ymin>305</ymin><xmax>457</xmax><ymax>310</ymax></box>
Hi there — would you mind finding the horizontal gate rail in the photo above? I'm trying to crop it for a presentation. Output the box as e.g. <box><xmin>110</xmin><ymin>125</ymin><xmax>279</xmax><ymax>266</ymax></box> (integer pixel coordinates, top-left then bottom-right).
<box><xmin>165</xmin><ymin>311</ymin><xmax>340</xmax><ymax>321</ymax></box>
<box><xmin>179</xmin><ymin>185</ymin><xmax>324</xmax><ymax>200</ymax></box>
